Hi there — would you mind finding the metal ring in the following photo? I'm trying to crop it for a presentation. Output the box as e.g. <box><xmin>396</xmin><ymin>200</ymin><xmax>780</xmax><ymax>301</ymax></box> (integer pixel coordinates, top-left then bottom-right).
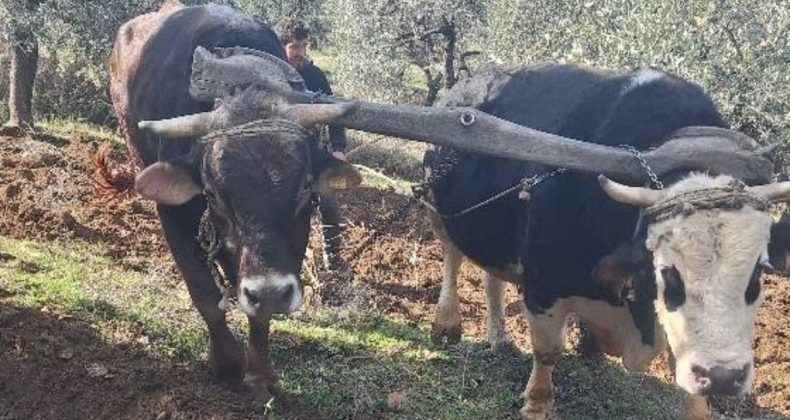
<box><xmin>460</xmin><ymin>111</ymin><xmax>476</xmax><ymax>126</ymax></box>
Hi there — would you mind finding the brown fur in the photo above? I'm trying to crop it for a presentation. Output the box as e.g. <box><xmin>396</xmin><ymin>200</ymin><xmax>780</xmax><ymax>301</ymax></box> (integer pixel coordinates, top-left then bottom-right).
<box><xmin>108</xmin><ymin>1</ymin><xmax>184</xmax><ymax>166</ymax></box>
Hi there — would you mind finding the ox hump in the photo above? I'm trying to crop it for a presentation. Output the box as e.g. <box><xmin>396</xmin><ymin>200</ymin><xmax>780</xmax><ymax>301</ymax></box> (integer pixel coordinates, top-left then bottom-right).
<box><xmin>623</xmin><ymin>69</ymin><xmax>666</xmax><ymax>94</ymax></box>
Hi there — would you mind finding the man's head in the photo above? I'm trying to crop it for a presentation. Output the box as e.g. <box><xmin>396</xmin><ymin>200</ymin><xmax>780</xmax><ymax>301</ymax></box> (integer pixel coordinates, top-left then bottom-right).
<box><xmin>276</xmin><ymin>18</ymin><xmax>309</xmax><ymax>69</ymax></box>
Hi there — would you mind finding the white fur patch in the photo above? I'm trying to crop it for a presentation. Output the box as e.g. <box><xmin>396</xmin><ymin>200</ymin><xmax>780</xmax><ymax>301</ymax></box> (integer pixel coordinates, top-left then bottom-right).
<box><xmin>623</xmin><ymin>69</ymin><xmax>665</xmax><ymax>94</ymax></box>
<box><xmin>483</xmin><ymin>271</ymin><xmax>510</xmax><ymax>347</ymax></box>
<box><xmin>563</xmin><ymin>297</ymin><xmax>665</xmax><ymax>371</ymax></box>
<box><xmin>646</xmin><ymin>174</ymin><xmax>769</xmax><ymax>395</ymax></box>
<box><xmin>434</xmin><ymin>245</ymin><xmax>463</xmax><ymax>328</ymax></box>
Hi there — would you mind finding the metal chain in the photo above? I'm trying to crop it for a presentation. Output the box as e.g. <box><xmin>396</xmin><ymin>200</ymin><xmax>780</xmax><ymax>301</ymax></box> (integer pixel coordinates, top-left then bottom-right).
<box><xmin>418</xmin><ymin>167</ymin><xmax>566</xmax><ymax>219</ymax></box>
<box><xmin>198</xmin><ymin>200</ymin><xmax>236</xmax><ymax>311</ymax></box>
<box><xmin>412</xmin><ymin>149</ymin><xmax>461</xmax><ymax>200</ymax></box>
<box><xmin>418</xmin><ymin>141</ymin><xmax>667</xmax><ymax>220</ymax></box>
<box><xmin>619</xmin><ymin>144</ymin><xmax>664</xmax><ymax>189</ymax></box>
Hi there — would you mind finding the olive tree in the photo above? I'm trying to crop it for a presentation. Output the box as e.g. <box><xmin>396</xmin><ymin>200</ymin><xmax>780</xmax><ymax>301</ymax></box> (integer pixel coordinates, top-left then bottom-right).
<box><xmin>482</xmin><ymin>0</ymin><xmax>789</xmax><ymax>146</ymax></box>
<box><xmin>326</xmin><ymin>0</ymin><xmax>484</xmax><ymax>104</ymax></box>
<box><xmin>0</xmin><ymin>0</ymin><xmax>163</xmax><ymax>128</ymax></box>
<box><xmin>1</xmin><ymin>0</ymin><xmax>41</xmax><ymax>129</ymax></box>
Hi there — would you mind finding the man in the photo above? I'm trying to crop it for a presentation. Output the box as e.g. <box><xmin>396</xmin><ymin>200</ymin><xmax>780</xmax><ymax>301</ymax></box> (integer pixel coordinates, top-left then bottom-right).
<box><xmin>276</xmin><ymin>18</ymin><xmax>350</xmax><ymax>274</ymax></box>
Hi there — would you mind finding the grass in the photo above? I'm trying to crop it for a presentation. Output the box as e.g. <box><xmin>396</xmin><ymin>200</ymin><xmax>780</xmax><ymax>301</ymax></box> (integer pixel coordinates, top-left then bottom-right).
<box><xmin>0</xmin><ymin>235</ymin><xmax>685</xmax><ymax>419</ymax></box>
<box><xmin>310</xmin><ymin>47</ymin><xmax>339</xmax><ymax>76</ymax></box>
<box><xmin>37</xmin><ymin>118</ymin><xmax>125</xmax><ymax>146</ymax></box>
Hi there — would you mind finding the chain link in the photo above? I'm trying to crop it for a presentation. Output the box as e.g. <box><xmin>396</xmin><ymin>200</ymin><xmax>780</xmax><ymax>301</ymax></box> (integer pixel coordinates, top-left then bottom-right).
<box><xmin>417</xmin><ymin>167</ymin><xmax>566</xmax><ymax>219</ymax></box>
<box><xmin>418</xmin><ymin>143</ymin><xmax>665</xmax><ymax>220</ymax></box>
<box><xmin>198</xmin><ymin>203</ymin><xmax>237</xmax><ymax>311</ymax></box>
<box><xmin>412</xmin><ymin>149</ymin><xmax>461</xmax><ymax>200</ymax></box>
<box><xmin>619</xmin><ymin>144</ymin><xmax>664</xmax><ymax>189</ymax></box>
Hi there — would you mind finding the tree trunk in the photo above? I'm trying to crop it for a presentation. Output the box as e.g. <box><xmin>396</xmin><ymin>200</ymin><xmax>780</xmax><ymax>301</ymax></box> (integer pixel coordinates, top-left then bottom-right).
<box><xmin>8</xmin><ymin>28</ymin><xmax>38</xmax><ymax>129</ymax></box>
<box><xmin>442</xmin><ymin>20</ymin><xmax>457</xmax><ymax>89</ymax></box>
<box><xmin>422</xmin><ymin>68</ymin><xmax>442</xmax><ymax>106</ymax></box>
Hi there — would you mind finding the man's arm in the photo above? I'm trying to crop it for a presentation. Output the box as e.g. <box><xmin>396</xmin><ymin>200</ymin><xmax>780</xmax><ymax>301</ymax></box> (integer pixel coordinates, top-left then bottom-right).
<box><xmin>309</xmin><ymin>65</ymin><xmax>347</xmax><ymax>153</ymax></box>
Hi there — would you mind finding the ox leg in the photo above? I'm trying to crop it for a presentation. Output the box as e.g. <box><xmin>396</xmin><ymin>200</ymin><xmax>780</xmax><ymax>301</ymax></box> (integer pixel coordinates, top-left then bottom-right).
<box><xmin>682</xmin><ymin>394</ymin><xmax>712</xmax><ymax>420</ymax></box>
<box><xmin>431</xmin><ymin>241</ymin><xmax>464</xmax><ymax>345</ymax></box>
<box><xmin>483</xmin><ymin>271</ymin><xmax>515</xmax><ymax>353</ymax></box>
<box><xmin>521</xmin><ymin>306</ymin><xmax>567</xmax><ymax>420</ymax></box>
<box><xmin>243</xmin><ymin>317</ymin><xmax>277</xmax><ymax>399</ymax></box>
<box><xmin>157</xmin><ymin>203</ymin><xmax>245</xmax><ymax>385</ymax></box>
<box><xmin>673</xmin><ymin>348</ymin><xmax>711</xmax><ymax>420</ymax></box>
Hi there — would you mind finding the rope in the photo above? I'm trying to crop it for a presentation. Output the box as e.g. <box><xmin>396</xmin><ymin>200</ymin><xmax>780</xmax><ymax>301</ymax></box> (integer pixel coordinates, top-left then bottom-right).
<box><xmin>644</xmin><ymin>184</ymin><xmax>769</xmax><ymax>222</ymax></box>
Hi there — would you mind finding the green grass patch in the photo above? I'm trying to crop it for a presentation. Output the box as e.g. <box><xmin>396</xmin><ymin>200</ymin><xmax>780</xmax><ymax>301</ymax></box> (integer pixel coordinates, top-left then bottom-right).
<box><xmin>310</xmin><ymin>47</ymin><xmax>339</xmax><ymax>77</ymax></box>
<box><xmin>0</xmin><ymin>236</ymin><xmax>204</xmax><ymax>360</ymax></box>
<box><xmin>0</xmin><ymin>235</ymin><xmax>683</xmax><ymax>418</ymax></box>
<box><xmin>37</xmin><ymin>119</ymin><xmax>124</xmax><ymax>146</ymax></box>
<box><xmin>356</xmin><ymin>164</ymin><xmax>416</xmax><ymax>195</ymax></box>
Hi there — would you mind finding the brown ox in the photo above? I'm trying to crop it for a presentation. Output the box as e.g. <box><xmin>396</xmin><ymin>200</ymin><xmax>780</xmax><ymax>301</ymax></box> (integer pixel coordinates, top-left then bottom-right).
<box><xmin>109</xmin><ymin>2</ymin><xmax>359</xmax><ymax>396</ymax></box>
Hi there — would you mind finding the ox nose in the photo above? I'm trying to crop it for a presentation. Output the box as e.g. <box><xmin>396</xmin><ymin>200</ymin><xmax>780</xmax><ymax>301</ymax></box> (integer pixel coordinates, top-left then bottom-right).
<box><xmin>239</xmin><ymin>274</ymin><xmax>302</xmax><ymax>316</ymax></box>
<box><xmin>692</xmin><ymin>364</ymin><xmax>750</xmax><ymax>396</ymax></box>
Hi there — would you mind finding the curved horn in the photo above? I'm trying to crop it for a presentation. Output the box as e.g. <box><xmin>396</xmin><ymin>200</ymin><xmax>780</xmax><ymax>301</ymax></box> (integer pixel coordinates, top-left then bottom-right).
<box><xmin>280</xmin><ymin>102</ymin><xmax>357</xmax><ymax>128</ymax></box>
<box><xmin>598</xmin><ymin>175</ymin><xmax>667</xmax><ymax>207</ymax></box>
<box><xmin>747</xmin><ymin>181</ymin><xmax>790</xmax><ymax>203</ymax></box>
<box><xmin>138</xmin><ymin>105</ymin><xmax>231</xmax><ymax>139</ymax></box>
<box><xmin>755</xmin><ymin>143</ymin><xmax>780</xmax><ymax>159</ymax></box>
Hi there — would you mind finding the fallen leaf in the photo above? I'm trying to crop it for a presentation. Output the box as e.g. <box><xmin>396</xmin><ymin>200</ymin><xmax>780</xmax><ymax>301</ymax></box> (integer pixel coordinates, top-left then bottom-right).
<box><xmin>59</xmin><ymin>349</ymin><xmax>74</xmax><ymax>360</ymax></box>
<box><xmin>86</xmin><ymin>363</ymin><xmax>109</xmax><ymax>378</ymax></box>
<box><xmin>387</xmin><ymin>391</ymin><xmax>405</xmax><ymax>411</ymax></box>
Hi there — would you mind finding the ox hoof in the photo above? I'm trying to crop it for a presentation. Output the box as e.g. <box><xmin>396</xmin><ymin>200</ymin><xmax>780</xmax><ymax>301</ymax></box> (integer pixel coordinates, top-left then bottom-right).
<box><xmin>211</xmin><ymin>352</ymin><xmax>246</xmax><ymax>387</ymax></box>
<box><xmin>241</xmin><ymin>373</ymin><xmax>279</xmax><ymax>401</ymax></box>
<box><xmin>519</xmin><ymin>404</ymin><xmax>560</xmax><ymax>420</ymax></box>
<box><xmin>430</xmin><ymin>321</ymin><xmax>463</xmax><ymax>345</ymax></box>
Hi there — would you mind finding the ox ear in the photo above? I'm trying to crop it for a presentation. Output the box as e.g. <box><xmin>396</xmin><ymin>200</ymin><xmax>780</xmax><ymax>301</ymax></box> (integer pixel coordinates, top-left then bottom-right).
<box><xmin>769</xmin><ymin>216</ymin><xmax>790</xmax><ymax>273</ymax></box>
<box><xmin>592</xmin><ymin>242</ymin><xmax>650</xmax><ymax>303</ymax></box>
<box><xmin>311</xmin><ymin>150</ymin><xmax>362</xmax><ymax>193</ymax></box>
<box><xmin>135</xmin><ymin>162</ymin><xmax>202</xmax><ymax>205</ymax></box>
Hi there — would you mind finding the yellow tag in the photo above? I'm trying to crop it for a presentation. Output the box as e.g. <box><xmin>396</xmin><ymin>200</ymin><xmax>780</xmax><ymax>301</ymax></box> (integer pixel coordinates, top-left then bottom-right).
<box><xmin>329</xmin><ymin>177</ymin><xmax>347</xmax><ymax>189</ymax></box>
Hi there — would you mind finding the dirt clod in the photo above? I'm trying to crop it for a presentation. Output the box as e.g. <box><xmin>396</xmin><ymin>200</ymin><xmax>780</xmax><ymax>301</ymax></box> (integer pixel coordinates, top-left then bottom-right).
<box><xmin>0</xmin><ymin>133</ymin><xmax>787</xmax><ymax>419</ymax></box>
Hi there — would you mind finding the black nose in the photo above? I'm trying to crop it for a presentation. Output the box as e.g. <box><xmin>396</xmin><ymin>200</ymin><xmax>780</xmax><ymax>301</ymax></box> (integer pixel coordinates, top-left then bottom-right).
<box><xmin>242</xmin><ymin>283</ymin><xmax>296</xmax><ymax>313</ymax></box>
<box><xmin>243</xmin><ymin>286</ymin><xmax>260</xmax><ymax>306</ymax></box>
<box><xmin>693</xmin><ymin>364</ymin><xmax>749</xmax><ymax>395</ymax></box>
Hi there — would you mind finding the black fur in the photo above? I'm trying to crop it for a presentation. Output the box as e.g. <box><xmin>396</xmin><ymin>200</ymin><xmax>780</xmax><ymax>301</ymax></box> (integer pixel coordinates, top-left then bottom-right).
<box><xmin>427</xmin><ymin>64</ymin><xmax>728</xmax><ymax>344</ymax></box>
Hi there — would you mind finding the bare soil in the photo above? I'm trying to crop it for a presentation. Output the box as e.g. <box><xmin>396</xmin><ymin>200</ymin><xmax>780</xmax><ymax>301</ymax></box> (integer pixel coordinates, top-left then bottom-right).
<box><xmin>0</xmin><ymin>134</ymin><xmax>787</xmax><ymax>419</ymax></box>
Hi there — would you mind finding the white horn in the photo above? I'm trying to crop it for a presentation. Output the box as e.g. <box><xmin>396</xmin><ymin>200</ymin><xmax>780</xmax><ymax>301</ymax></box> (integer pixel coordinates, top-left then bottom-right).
<box><xmin>747</xmin><ymin>181</ymin><xmax>790</xmax><ymax>203</ymax></box>
<box><xmin>280</xmin><ymin>102</ymin><xmax>356</xmax><ymax>128</ymax></box>
<box><xmin>598</xmin><ymin>175</ymin><xmax>667</xmax><ymax>207</ymax></box>
<box><xmin>137</xmin><ymin>105</ymin><xmax>231</xmax><ymax>139</ymax></box>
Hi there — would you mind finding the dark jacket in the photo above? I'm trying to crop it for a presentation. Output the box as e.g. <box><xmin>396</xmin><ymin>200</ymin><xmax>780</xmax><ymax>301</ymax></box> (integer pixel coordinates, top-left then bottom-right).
<box><xmin>298</xmin><ymin>60</ymin><xmax>347</xmax><ymax>152</ymax></box>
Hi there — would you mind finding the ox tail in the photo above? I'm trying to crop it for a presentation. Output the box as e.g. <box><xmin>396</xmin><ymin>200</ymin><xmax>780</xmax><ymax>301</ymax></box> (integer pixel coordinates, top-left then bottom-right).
<box><xmin>92</xmin><ymin>142</ymin><xmax>138</xmax><ymax>199</ymax></box>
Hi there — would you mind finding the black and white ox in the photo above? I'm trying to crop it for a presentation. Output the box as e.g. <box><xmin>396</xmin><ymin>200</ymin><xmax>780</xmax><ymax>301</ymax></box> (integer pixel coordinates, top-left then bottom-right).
<box><xmin>424</xmin><ymin>64</ymin><xmax>790</xmax><ymax>419</ymax></box>
<box><xmin>109</xmin><ymin>2</ymin><xmax>359</xmax><ymax>395</ymax></box>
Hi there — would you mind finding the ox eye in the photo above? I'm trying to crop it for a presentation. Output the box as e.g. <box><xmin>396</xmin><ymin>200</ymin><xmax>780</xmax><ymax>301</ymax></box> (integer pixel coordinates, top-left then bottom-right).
<box><xmin>745</xmin><ymin>262</ymin><xmax>763</xmax><ymax>305</ymax></box>
<box><xmin>660</xmin><ymin>266</ymin><xmax>685</xmax><ymax>312</ymax></box>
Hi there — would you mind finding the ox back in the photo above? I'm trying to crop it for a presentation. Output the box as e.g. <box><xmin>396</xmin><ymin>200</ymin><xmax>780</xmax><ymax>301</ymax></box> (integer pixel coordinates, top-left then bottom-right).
<box><xmin>112</xmin><ymin>4</ymin><xmax>285</xmax><ymax>166</ymax></box>
<box><xmin>428</xmin><ymin>63</ymin><xmax>727</xmax><ymax>326</ymax></box>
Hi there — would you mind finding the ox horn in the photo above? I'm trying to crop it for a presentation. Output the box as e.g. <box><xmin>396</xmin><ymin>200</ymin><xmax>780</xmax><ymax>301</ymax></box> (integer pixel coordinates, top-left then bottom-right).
<box><xmin>280</xmin><ymin>102</ymin><xmax>357</xmax><ymax>128</ymax></box>
<box><xmin>755</xmin><ymin>143</ymin><xmax>780</xmax><ymax>159</ymax></box>
<box><xmin>747</xmin><ymin>181</ymin><xmax>790</xmax><ymax>203</ymax></box>
<box><xmin>598</xmin><ymin>175</ymin><xmax>667</xmax><ymax>207</ymax></box>
<box><xmin>138</xmin><ymin>105</ymin><xmax>231</xmax><ymax>138</ymax></box>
